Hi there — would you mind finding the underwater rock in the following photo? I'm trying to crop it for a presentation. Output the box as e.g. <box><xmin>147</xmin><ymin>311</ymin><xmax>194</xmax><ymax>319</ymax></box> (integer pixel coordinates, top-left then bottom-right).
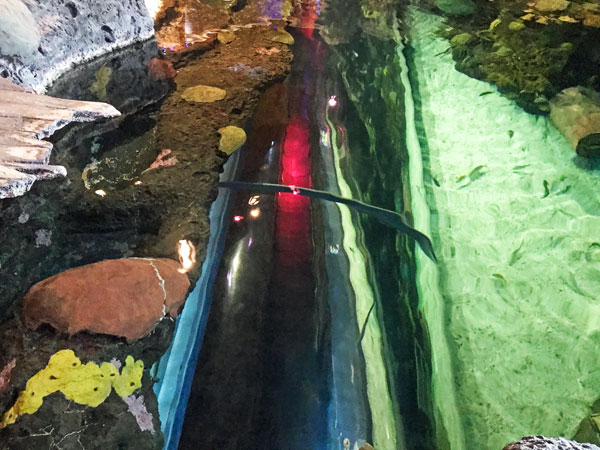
<box><xmin>436</xmin><ymin>0</ymin><xmax>475</xmax><ymax>16</ymax></box>
<box><xmin>218</xmin><ymin>126</ymin><xmax>247</xmax><ymax>155</ymax></box>
<box><xmin>23</xmin><ymin>258</ymin><xmax>190</xmax><ymax>342</ymax></box>
<box><xmin>503</xmin><ymin>436</ymin><xmax>600</xmax><ymax>450</ymax></box>
<box><xmin>534</xmin><ymin>0</ymin><xmax>570</xmax><ymax>13</ymax></box>
<box><xmin>48</xmin><ymin>39</ymin><xmax>172</xmax><ymax>117</ymax></box>
<box><xmin>181</xmin><ymin>85</ymin><xmax>227</xmax><ymax>103</ymax></box>
<box><xmin>0</xmin><ymin>0</ymin><xmax>154</xmax><ymax>92</ymax></box>
<box><xmin>450</xmin><ymin>32</ymin><xmax>472</xmax><ymax>46</ymax></box>
<box><xmin>228</xmin><ymin>63</ymin><xmax>269</xmax><ymax>80</ymax></box>
<box><xmin>148</xmin><ymin>57</ymin><xmax>176</xmax><ymax>81</ymax></box>
<box><xmin>550</xmin><ymin>86</ymin><xmax>600</xmax><ymax>158</ymax></box>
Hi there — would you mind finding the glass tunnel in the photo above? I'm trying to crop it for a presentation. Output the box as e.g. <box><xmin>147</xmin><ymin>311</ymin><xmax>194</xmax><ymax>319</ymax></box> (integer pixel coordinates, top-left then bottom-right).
<box><xmin>0</xmin><ymin>0</ymin><xmax>599</xmax><ymax>449</ymax></box>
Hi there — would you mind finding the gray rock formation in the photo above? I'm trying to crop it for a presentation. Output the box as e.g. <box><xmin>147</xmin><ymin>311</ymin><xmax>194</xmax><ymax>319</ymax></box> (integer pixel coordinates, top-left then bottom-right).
<box><xmin>0</xmin><ymin>0</ymin><xmax>154</xmax><ymax>93</ymax></box>
<box><xmin>0</xmin><ymin>0</ymin><xmax>41</xmax><ymax>57</ymax></box>
<box><xmin>503</xmin><ymin>436</ymin><xmax>600</xmax><ymax>450</ymax></box>
<box><xmin>550</xmin><ymin>86</ymin><xmax>600</xmax><ymax>158</ymax></box>
<box><xmin>0</xmin><ymin>78</ymin><xmax>120</xmax><ymax>199</ymax></box>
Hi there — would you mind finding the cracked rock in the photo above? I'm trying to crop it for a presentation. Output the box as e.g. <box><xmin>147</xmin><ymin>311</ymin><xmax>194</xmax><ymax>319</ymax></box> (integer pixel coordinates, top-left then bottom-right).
<box><xmin>22</xmin><ymin>258</ymin><xmax>191</xmax><ymax>342</ymax></box>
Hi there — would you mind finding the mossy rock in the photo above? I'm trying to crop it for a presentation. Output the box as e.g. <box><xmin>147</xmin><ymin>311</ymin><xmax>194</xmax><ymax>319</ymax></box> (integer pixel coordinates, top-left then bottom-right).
<box><xmin>218</xmin><ymin>126</ymin><xmax>247</xmax><ymax>155</ymax></box>
<box><xmin>508</xmin><ymin>21</ymin><xmax>525</xmax><ymax>31</ymax></box>
<box><xmin>451</xmin><ymin>32</ymin><xmax>473</xmax><ymax>46</ymax></box>
<box><xmin>181</xmin><ymin>85</ymin><xmax>227</xmax><ymax>103</ymax></box>
<box><xmin>534</xmin><ymin>0</ymin><xmax>569</xmax><ymax>12</ymax></box>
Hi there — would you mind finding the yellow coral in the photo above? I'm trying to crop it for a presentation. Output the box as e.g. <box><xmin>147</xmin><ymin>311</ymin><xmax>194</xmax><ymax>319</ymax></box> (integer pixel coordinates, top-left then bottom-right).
<box><xmin>0</xmin><ymin>350</ymin><xmax>143</xmax><ymax>428</ymax></box>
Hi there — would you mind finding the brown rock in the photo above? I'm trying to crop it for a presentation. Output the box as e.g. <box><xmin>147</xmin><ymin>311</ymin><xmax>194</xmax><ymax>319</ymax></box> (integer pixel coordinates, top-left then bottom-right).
<box><xmin>23</xmin><ymin>258</ymin><xmax>190</xmax><ymax>342</ymax></box>
<box><xmin>148</xmin><ymin>58</ymin><xmax>176</xmax><ymax>81</ymax></box>
<box><xmin>550</xmin><ymin>86</ymin><xmax>600</xmax><ymax>158</ymax></box>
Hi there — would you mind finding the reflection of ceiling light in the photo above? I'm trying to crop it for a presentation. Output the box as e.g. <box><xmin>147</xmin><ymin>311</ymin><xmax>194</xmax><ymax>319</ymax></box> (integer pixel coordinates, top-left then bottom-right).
<box><xmin>177</xmin><ymin>239</ymin><xmax>196</xmax><ymax>273</ymax></box>
<box><xmin>95</xmin><ymin>189</ymin><xmax>107</xmax><ymax>197</ymax></box>
<box><xmin>248</xmin><ymin>196</ymin><xmax>260</xmax><ymax>206</ymax></box>
<box><xmin>249</xmin><ymin>208</ymin><xmax>260</xmax><ymax>218</ymax></box>
<box><xmin>328</xmin><ymin>96</ymin><xmax>337</xmax><ymax>107</ymax></box>
<box><xmin>233</xmin><ymin>215</ymin><xmax>244</xmax><ymax>222</ymax></box>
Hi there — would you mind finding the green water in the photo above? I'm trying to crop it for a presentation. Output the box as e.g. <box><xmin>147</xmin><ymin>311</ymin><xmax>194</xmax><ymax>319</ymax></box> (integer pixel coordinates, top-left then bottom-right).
<box><xmin>407</xmin><ymin>7</ymin><xmax>600</xmax><ymax>449</ymax></box>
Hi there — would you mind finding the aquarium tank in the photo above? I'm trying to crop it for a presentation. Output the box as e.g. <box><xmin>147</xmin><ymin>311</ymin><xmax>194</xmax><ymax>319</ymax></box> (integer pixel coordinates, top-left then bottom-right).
<box><xmin>0</xmin><ymin>0</ymin><xmax>599</xmax><ymax>449</ymax></box>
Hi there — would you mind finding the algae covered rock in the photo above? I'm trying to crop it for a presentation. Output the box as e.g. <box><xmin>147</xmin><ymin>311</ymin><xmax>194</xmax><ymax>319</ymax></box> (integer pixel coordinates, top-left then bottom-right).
<box><xmin>23</xmin><ymin>258</ymin><xmax>191</xmax><ymax>342</ymax></box>
<box><xmin>182</xmin><ymin>85</ymin><xmax>227</xmax><ymax>103</ymax></box>
<box><xmin>450</xmin><ymin>32</ymin><xmax>472</xmax><ymax>46</ymax></box>
<box><xmin>550</xmin><ymin>86</ymin><xmax>600</xmax><ymax>158</ymax></box>
<box><xmin>436</xmin><ymin>0</ymin><xmax>475</xmax><ymax>16</ymax></box>
<box><xmin>535</xmin><ymin>0</ymin><xmax>570</xmax><ymax>12</ymax></box>
<box><xmin>218</xmin><ymin>126</ymin><xmax>247</xmax><ymax>155</ymax></box>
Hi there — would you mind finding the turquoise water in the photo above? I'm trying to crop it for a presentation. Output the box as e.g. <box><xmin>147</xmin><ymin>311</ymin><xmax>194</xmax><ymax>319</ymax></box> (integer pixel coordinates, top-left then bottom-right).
<box><xmin>407</xmin><ymin>8</ymin><xmax>600</xmax><ymax>450</ymax></box>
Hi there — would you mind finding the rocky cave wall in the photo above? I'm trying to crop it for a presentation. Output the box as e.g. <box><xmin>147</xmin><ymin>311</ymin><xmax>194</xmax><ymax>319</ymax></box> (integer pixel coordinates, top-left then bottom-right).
<box><xmin>0</xmin><ymin>0</ymin><xmax>155</xmax><ymax>92</ymax></box>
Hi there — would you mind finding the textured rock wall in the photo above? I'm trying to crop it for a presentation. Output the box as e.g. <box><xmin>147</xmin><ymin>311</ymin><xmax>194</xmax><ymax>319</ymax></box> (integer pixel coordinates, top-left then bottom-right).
<box><xmin>0</xmin><ymin>0</ymin><xmax>154</xmax><ymax>93</ymax></box>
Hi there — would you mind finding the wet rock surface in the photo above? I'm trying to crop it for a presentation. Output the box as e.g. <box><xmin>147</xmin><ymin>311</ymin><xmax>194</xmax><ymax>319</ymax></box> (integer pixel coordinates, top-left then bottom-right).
<box><xmin>550</xmin><ymin>86</ymin><xmax>600</xmax><ymax>157</ymax></box>
<box><xmin>0</xmin><ymin>0</ymin><xmax>154</xmax><ymax>92</ymax></box>
<box><xmin>23</xmin><ymin>258</ymin><xmax>190</xmax><ymax>342</ymax></box>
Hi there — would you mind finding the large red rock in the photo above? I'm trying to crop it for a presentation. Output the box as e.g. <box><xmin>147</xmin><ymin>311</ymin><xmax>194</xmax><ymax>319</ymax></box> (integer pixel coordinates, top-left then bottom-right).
<box><xmin>23</xmin><ymin>258</ymin><xmax>190</xmax><ymax>342</ymax></box>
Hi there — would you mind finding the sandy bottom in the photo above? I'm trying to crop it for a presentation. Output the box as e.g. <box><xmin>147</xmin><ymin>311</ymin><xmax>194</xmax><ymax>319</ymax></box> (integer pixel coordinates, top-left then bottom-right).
<box><xmin>408</xmin><ymin>8</ymin><xmax>600</xmax><ymax>449</ymax></box>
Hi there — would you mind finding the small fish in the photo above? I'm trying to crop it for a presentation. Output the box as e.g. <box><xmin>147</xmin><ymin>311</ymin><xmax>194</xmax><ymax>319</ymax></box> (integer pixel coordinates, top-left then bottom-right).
<box><xmin>542</xmin><ymin>180</ymin><xmax>550</xmax><ymax>198</ymax></box>
<box><xmin>507</xmin><ymin>130</ymin><xmax>514</xmax><ymax>138</ymax></box>
<box><xmin>479</xmin><ymin>91</ymin><xmax>494</xmax><ymax>96</ymax></box>
<box><xmin>456</xmin><ymin>174</ymin><xmax>468</xmax><ymax>182</ymax></box>
<box><xmin>468</xmin><ymin>164</ymin><xmax>486</xmax><ymax>182</ymax></box>
<box><xmin>512</xmin><ymin>164</ymin><xmax>529</xmax><ymax>171</ymax></box>
<box><xmin>509</xmin><ymin>240</ymin><xmax>523</xmax><ymax>266</ymax></box>
<box><xmin>432</xmin><ymin>177</ymin><xmax>440</xmax><ymax>187</ymax></box>
<box><xmin>435</xmin><ymin>47</ymin><xmax>451</xmax><ymax>57</ymax></box>
<box><xmin>492</xmin><ymin>273</ymin><xmax>506</xmax><ymax>281</ymax></box>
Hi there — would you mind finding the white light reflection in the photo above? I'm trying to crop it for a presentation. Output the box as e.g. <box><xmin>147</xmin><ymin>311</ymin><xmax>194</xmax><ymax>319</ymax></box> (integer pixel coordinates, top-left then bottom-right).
<box><xmin>95</xmin><ymin>189</ymin><xmax>107</xmax><ymax>197</ymax></box>
<box><xmin>177</xmin><ymin>239</ymin><xmax>196</xmax><ymax>273</ymax></box>
<box><xmin>248</xmin><ymin>196</ymin><xmax>260</xmax><ymax>206</ymax></box>
<box><xmin>249</xmin><ymin>208</ymin><xmax>261</xmax><ymax>218</ymax></box>
<box><xmin>143</xmin><ymin>0</ymin><xmax>162</xmax><ymax>19</ymax></box>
